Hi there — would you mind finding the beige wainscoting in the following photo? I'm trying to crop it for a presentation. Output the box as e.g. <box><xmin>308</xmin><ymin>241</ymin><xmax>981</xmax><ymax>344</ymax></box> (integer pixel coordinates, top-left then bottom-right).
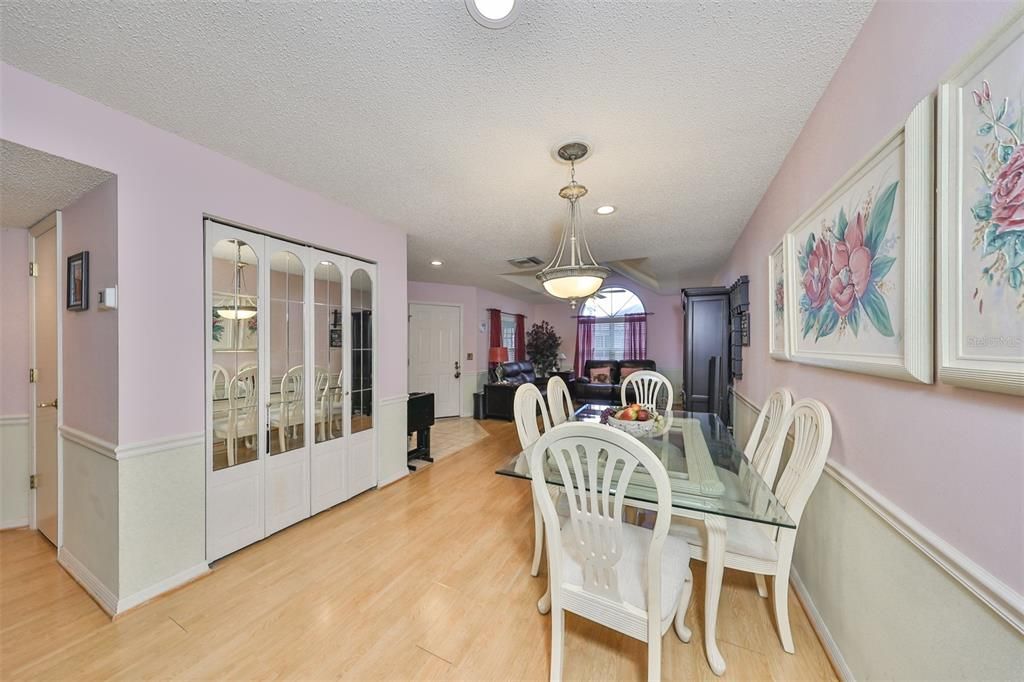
<box><xmin>733</xmin><ymin>393</ymin><xmax>1024</xmax><ymax>680</ymax></box>
<box><xmin>0</xmin><ymin>415</ymin><xmax>30</xmax><ymax>529</ymax></box>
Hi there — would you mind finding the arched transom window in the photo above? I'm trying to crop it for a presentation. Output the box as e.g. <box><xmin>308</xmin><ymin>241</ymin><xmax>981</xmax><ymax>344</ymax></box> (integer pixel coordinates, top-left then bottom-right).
<box><xmin>580</xmin><ymin>287</ymin><xmax>645</xmax><ymax>360</ymax></box>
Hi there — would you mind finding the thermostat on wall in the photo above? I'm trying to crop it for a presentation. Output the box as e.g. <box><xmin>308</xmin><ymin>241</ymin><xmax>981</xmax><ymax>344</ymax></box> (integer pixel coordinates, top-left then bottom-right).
<box><xmin>98</xmin><ymin>286</ymin><xmax>117</xmax><ymax>310</ymax></box>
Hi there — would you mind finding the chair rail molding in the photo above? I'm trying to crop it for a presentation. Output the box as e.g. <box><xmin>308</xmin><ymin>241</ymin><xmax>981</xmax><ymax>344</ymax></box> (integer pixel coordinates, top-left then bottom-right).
<box><xmin>59</xmin><ymin>424</ymin><xmax>117</xmax><ymax>460</ymax></box>
<box><xmin>115</xmin><ymin>432</ymin><xmax>204</xmax><ymax>460</ymax></box>
<box><xmin>0</xmin><ymin>413</ymin><xmax>30</xmax><ymax>426</ymax></box>
<box><xmin>734</xmin><ymin>391</ymin><xmax>1024</xmax><ymax>635</ymax></box>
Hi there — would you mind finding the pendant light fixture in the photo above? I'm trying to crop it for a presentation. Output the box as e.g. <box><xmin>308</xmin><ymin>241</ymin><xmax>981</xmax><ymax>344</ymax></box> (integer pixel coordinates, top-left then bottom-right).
<box><xmin>218</xmin><ymin>240</ymin><xmax>257</xmax><ymax>320</ymax></box>
<box><xmin>536</xmin><ymin>142</ymin><xmax>609</xmax><ymax>307</ymax></box>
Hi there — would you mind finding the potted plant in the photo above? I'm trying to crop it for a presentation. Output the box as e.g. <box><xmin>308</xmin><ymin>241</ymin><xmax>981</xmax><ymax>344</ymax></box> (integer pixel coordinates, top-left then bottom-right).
<box><xmin>526</xmin><ymin>321</ymin><xmax>562</xmax><ymax>377</ymax></box>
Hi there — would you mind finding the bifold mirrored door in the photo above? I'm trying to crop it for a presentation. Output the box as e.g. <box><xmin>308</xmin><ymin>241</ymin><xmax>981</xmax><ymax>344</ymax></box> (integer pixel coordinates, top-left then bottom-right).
<box><xmin>206</xmin><ymin>221</ymin><xmax>377</xmax><ymax>561</ymax></box>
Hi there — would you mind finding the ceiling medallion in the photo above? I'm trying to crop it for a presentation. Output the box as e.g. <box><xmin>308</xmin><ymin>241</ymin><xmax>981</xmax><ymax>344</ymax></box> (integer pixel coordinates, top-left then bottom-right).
<box><xmin>536</xmin><ymin>142</ymin><xmax>610</xmax><ymax>308</ymax></box>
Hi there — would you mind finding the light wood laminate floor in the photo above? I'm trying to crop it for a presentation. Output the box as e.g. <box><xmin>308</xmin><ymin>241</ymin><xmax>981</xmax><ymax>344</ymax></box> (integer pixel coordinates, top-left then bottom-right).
<box><xmin>1</xmin><ymin>419</ymin><xmax>837</xmax><ymax>680</ymax></box>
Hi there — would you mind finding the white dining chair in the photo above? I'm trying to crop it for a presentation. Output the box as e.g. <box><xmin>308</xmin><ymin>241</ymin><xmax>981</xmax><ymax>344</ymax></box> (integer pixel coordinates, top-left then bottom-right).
<box><xmin>743</xmin><ymin>388</ymin><xmax>793</xmax><ymax>485</ymax></box>
<box><xmin>546</xmin><ymin>375</ymin><xmax>574</xmax><ymax>426</ymax></box>
<box><xmin>621</xmin><ymin>370</ymin><xmax>674</xmax><ymax>412</ymax></box>
<box><xmin>530</xmin><ymin>422</ymin><xmax>693</xmax><ymax>681</ymax></box>
<box><xmin>313</xmin><ymin>367</ymin><xmax>332</xmax><ymax>440</ymax></box>
<box><xmin>514</xmin><ymin>382</ymin><xmax>554</xmax><ymax>578</ymax></box>
<box><xmin>212</xmin><ymin>366</ymin><xmax>260</xmax><ymax>466</ymax></box>
<box><xmin>270</xmin><ymin>366</ymin><xmax>304</xmax><ymax>452</ymax></box>
<box><xmin>670</xmin><ymin>398</ymin><xmax>832</xmax><ymax>654</ymax></box>
<box><xmin>211</xmin><ymin>364</ymin><xmax>229</xmax><ymax>400</ymax></box>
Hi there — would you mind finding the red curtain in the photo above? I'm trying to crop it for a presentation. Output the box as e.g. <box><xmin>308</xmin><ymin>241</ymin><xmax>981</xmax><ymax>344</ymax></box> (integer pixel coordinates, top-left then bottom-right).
<box><xmin>624</xmin><ymin>313</ymin><xmax>648</xmax><ymax>360</ymax></box>
<box><xmin>487</xmin><ymin>308</ymin><xmax>502</xmax><ymax>353</ymax></box>
<box><xmin>514</xmin><ymin>314</ymin><xmax>526</xmax><ymax>362</ymax></box>
<box><xmin>573</xmin><ymin>316</ymin><xmax>596</xmax><ymax>377</ymax></box>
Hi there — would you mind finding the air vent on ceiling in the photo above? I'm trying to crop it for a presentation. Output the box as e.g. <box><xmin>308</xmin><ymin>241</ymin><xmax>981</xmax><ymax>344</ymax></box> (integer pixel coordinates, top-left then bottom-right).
<box><xmin>507</xmin><ymin>256</ymin><xmax>544</xmax><ymax>269</ymax></box>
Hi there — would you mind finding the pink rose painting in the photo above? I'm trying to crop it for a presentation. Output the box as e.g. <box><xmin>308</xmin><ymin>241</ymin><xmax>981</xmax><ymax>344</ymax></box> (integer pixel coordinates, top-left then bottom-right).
<box><xmin>797</xmin><ymin>182</ymin><xmax>898</xmax><ymax>340</ymax></box>
<box><xmin>968</xmin><ymin>79</ymin><xmax>1024</xmax><ymax>311</ymax></box>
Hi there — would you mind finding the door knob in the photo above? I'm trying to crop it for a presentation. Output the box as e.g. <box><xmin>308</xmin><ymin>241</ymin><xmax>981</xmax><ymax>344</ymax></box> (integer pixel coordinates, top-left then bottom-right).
<box><xmin>37</xmin><ymin>399</ymin><xmax>58</xmax><ymax>409</ymax></box>
<box><xmin>454</xmin><ymin>360</ymin><xmax>462</xmax><ymax>379</ymax></box>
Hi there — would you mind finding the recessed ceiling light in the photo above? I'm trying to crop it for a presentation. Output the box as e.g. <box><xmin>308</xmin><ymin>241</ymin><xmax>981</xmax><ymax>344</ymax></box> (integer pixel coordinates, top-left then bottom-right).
<box><xmin>466</xmin><ymin>0</ymin><xmax>519</xmax><ymax>29</ymax></box>
<box><xmin>430</xmin><ymin>259</ymin><xmax>444</xmax><ymax>268</ymax></box>
<box><xmin>596</xmin><ymin>205</ymin><xmax>616</xmax><ymax>215</ymax></box>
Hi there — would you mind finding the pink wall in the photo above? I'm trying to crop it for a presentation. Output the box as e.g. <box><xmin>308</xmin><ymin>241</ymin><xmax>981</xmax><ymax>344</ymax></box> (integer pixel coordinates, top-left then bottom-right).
<box><xmin>407</xmin><ymin>281</ymin><xmax>536</xmax><ymax>373</ymax></box>
<box><xmin>61</xmin><ymin>177</ymin><xmax>118</xmax><ymax>443</ymax></box>
<box><xmin>534</xmin><ymin>275</ymin><xmax>686</xmax><ymax>373</ymax></box>
<box><xmin>0</xmin><ymin>229</ymin><xmax>31</xmax><ymax>416</ymax></box>
<box><xmin>716</xmin><ymin>0</ymin><xmax>1024</xmax><ymax>592</ymax></box>
<box><xmin>1</xmin><ymin>64</ymin><xmax>408</xmax><ymax>445</ymax></box>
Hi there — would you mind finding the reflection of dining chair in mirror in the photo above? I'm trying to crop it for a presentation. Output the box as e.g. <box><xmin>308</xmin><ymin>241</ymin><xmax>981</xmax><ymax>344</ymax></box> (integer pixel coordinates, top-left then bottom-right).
<box><xmin>213</xmin><ymin>366</ymin><xmax>260</xmax><ymax>466</ymax></box>
<box><xmin>330</xmin><ymin>368</ymin><xmax>344</xmax><ymax>436</ymax></box>
<box><xmin>270</xmin><ymin>366</ymin><xmax>304</xmax><ymax>453</ymax></box>
<box><xmin>211</xmin><ymin>364</ymin><xmax>229</xmax><ymax>400</ymax></box>
<box><xmin>313</xmin><ymin>367</ymin><xmax>331</xmax><ymax>440</ymax></box>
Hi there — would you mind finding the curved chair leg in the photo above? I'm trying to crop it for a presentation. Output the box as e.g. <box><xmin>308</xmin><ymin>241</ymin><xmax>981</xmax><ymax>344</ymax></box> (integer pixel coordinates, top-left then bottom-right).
<box><xmin>755</xmin><ymin>574</ymin><xmax>768</xmax><ymax>598</ymax></box>
<box><xmin>531</xmin><ymin>500</ymin><xmax>543</xmax><ymax>577</ymax></box>
<box><xmin>550</xmin><ymin>606</ymin><xmax>564</xmax><ymax>682</ymax></box>
<box><xmin>773</xmin><ymin>565</ymin><xmax>795</xmax><ymax>653</ymax></box>
<box><xmin>674</xmin><ymin>570</ymin><xmax>693</xmax><ymax>643</ymax></box>
<box><xmin>278</xmin><ymin>422</ymin><xmax>287</xmax><ymax>453</ymax></box>
<box><xmin>538</xmin><ymin>583</ymin><xmax>551</xmax><ymax>614</ymax></box>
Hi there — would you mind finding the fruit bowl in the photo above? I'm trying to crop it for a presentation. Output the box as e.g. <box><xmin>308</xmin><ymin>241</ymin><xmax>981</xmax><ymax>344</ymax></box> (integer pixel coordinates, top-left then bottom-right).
<box><xmin>606</xmin><ymin>415</ymin><xmax>657</xmax><ymax>437</ymax></box>
<box><xmin>601</xmin><ymin>403</ymin><xmax>660</xmax><ymax>437</ymax></box>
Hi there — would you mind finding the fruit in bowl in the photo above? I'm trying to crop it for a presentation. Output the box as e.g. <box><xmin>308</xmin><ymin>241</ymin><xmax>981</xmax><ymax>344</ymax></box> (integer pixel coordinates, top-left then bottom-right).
<box><xmin>603</xmin><ymin>403</ymin><xmax>662</xmax><ymax>437</ymax></box>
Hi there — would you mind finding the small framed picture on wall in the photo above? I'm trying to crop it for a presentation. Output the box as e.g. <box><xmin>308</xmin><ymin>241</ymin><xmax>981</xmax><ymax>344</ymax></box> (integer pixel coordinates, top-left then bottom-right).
<box><xmin>66</xmin><ymin>251</ymin><xmax>89</xmax><ymax>311</ymax></box>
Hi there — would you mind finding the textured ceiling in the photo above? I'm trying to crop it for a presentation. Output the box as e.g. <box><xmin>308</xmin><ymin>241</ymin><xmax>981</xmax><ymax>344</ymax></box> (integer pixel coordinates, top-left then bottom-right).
<box><xmin>0</xmin><ymin>0</ymin><xmax>872</xmax><ymax>298</ymax></box>
<box><xmin>0</xmin><ymin>140</ymin><xmax>114</xmax><ymax>230</ymax></box>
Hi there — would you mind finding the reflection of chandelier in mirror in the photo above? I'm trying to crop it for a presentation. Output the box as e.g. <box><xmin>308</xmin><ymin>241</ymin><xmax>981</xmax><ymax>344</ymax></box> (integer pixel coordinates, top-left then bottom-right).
<box><xmin>219</xmin><ymin>240</ymin><xmax>257</xmax><ymax>320</ymax></box>
<box><xmin>536</xmin><ymin>142</ymin><xmax>610</xmax><ymax>308</ymax></box>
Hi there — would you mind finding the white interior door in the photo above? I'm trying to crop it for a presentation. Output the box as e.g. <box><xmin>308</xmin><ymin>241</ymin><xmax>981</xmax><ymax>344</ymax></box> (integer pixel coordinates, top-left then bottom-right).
<box><xmin>408</xmin><ymin>303</ymin><xmax>461</xmax><ymax>418</ymax></box>
<box><xmin>346</xmin><ymin>263</ymin><xmax>377</xmax><ymax>497</ymax></box>
<box><xmin>31</xmin><ymin>213</ymin><xmax>60</xmax><ymax>546</ymax></box>
<box><xmin>263</xmin><ymin>238</ymin><xmax>311</xmax><ymax>534</ymax></box>
<box><xmin>309</xmin><ymin>253</ymin><xmax>348</xmax><ymax>514</ymax></box>
<box><xmin>206</xmin><ymin>222</ymin><xmax>265</xmax><ymax>560</ymax></box>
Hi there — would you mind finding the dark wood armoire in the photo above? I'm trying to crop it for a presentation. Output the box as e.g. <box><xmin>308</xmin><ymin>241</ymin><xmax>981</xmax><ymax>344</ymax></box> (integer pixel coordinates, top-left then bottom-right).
<box><xmin>681</xmin><ymin>276</ymin><xmax>748</xmax><ymax>426</ymax></box>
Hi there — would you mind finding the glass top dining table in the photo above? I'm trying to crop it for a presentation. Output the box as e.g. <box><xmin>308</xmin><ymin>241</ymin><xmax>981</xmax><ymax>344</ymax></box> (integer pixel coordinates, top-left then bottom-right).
<box><xmin>496</xmin><ymin>403</ymin><xmax>794</xmax><ymax>529</ymax></box>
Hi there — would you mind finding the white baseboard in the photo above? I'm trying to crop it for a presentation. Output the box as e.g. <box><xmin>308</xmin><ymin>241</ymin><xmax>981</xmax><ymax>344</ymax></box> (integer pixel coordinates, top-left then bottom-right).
<box><xmin>58</xmin><ymin>547</ymin><xmax>117</xmax><ymax>616</ymax></box>
<box><xmin>791</xmin><ymin>569</ymin><xmax>855</xmax><ymax>682</ymax></box>
<box><xmin>116</xmin><ymin>562</ymin><xmax>209</xmax><ymax>614</ymax></box>
<box><xmin>1</xmin><ymin>518</ymin><xmax>29</xmax><ymax>530</ymax></box>
<box><xmin>378</xmin><ymin>469</ymin><xmax>409</xmax><ymax>488</ymax></box>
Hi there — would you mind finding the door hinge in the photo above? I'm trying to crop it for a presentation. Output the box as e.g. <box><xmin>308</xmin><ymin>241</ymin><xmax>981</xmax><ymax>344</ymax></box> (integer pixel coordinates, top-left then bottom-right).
<box><xmin>29</xmin><ymin>475</ymin><xmax>37</xmax><ymax>490</ymax></box>
<box><xmin>29</xmin><ymin>262</ymin><xmax>39</xmax><ymax>277</ymax></box>
<box><xmin>29</xmin><ymin>368</ymin><xmax>37</xmax><ymax>383</ymax></box>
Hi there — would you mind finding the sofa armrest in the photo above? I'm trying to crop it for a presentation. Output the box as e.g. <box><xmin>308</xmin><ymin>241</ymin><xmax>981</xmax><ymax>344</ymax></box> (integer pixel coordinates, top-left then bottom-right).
<box><xmin>576</xmin><ymin>376</ymin><xmax>591</xmax><ymax>384</ymax></box>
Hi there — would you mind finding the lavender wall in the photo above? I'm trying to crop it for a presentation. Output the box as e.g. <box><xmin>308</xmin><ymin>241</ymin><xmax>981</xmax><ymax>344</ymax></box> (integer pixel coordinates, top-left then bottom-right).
<box><xmin>716</xmin><ymin>0</ymin><xmax>1024</xmax><ymax>593</ymax></box>
<box><xmin>1</xmin><ymin>64</ymin><xmax>408</xmax><ymax>445</ymax></box>
<box><xmin>61</xmin><ymin>177</ymin><xmax>118</xmax><ymax>443</ymax></box>
<box><xmin>0</xmin><ymin>228</ymin><xmax>30</xmax><ymax>417</ymax></box>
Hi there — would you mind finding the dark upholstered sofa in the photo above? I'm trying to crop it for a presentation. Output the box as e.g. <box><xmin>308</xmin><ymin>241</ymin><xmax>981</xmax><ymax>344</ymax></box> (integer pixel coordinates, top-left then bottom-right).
<box><xmin>575</xmin><ymin>359</ymin><xmax>657</xmax><ymax>403</ymax></box>
<box><xmin>483</xmin><ymin>361</ymin><xmax>546</xmax><ymax>420</ymax></box>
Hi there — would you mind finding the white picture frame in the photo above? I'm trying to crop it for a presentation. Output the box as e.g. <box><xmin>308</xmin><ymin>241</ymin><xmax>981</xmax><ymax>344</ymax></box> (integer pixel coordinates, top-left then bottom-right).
<box><xmin>768</xmin><ymin>241</ymin><xmax>789</xmax><ymax>360</ymax></box>
<box><xmin>937</xmin><ymin>7</ymin><xmax>1024</xmax><ymax>397</ymax></box>
<box><xmin>783</xmin><ymin>95</ymin><xmax>934</xmax><ymax>383</ymax></box>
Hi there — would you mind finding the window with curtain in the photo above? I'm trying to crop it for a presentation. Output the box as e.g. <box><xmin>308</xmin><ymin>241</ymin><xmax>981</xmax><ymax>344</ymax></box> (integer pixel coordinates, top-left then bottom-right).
<box><xmin>579</xmin><ymin>288</ymin><xmax>646</xmax><ymax>360</ymax></box>
<box><xmin>501</xmin><ymin>313</ymin><xmax>517</xmax><ymax>360</ymax></box>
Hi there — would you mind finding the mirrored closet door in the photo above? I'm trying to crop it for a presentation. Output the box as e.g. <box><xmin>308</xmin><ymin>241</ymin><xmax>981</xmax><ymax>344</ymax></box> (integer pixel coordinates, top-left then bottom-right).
<box><xmin>205</xmin><ymin>221</ymin><xmax>378</xmax><ymax>561</ymax></box>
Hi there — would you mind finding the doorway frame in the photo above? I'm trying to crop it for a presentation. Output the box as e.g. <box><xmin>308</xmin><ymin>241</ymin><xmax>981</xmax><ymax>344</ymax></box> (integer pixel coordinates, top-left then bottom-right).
<box><xmin>28</xmin><ymin>211</ymin><xmax>64</xmax><ymax>547</ymax></box>
<box><xmin>407</xmin><ymin>301</ymin><xmax>464</xmax><ymax>418</ymax></box>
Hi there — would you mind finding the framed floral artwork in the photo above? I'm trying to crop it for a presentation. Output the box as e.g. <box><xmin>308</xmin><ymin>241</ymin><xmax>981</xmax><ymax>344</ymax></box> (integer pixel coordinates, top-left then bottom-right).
<box><xmin>784</xmin><ymin>95</ymin><xmax>933</xmax><ymax>383</ymax></box>
<box><xmin>938</xmin><ymin>7</ymin><xmax>1024</xmax><ymax>396</ymax></box>
<box><xmin>768</xmin><ymin>241</ymin><xmax>788</xmax><ymax>360</ymax></box>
